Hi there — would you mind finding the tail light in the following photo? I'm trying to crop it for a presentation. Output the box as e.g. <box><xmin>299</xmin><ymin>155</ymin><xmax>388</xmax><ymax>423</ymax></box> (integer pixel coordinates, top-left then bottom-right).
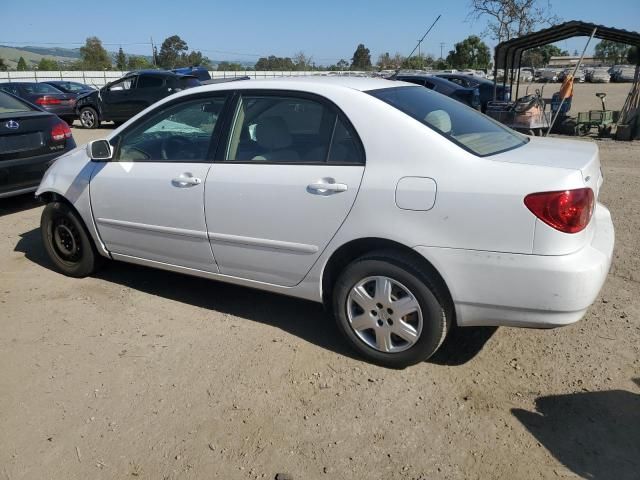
<box><xmin>51</xmin><ymin>121</ymin><xmax>72</xmax><ymax>142</ymax></box>
<box><xmin>524</xmin><ymin>188</ymin><xmax>595</xmax><ymax>234</ymax></box>
<box><xmin>35</xmin><ymin>96</ymin><xmax>62</xmax><ymax>106</ymax></box>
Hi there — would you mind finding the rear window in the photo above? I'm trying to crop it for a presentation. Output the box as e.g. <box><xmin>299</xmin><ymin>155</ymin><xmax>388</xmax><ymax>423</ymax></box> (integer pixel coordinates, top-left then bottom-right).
<box><xmin>21</xmin><ymin>83</ymin><xmax>63</xmax><ymax>94</ymax></box>
<box><xmin>0</xmin><ymin>91</ymin><xmax>34</xmax><ymax>114</ymax></box>
<box><xmin>369</xmin><ymin>86</ymin><xmax>527</xmax><ymax>157</ymax></box>
<box><xmin>179</xmin><ymin>77</ymin><xmax>201</xmax><ymax>89</ymax></box>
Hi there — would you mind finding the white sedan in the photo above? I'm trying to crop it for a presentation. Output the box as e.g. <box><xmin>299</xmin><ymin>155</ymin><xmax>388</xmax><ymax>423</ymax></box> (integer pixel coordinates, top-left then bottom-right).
<box><xmin>36</xmin><ymin>77</ymin><xmax>614</xmax><ymax>368</ymax></box>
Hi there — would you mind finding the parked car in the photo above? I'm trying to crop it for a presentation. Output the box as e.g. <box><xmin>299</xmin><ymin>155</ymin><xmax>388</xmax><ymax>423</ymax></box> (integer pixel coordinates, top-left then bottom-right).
<box><xmin>171</xmin><ymin>66</ymin><xmax>212</xmax><ymax>81</ymax></box>
<box><xmin>433</xmin><ymin>72</ymin><xmax>510</xmax><ymax>112</ymax></box>
<box><xmin>392</xmin><ymin>73</ymin><xmax>481</xmax><ymax>110</ymax></box>
<box><xmin>36</xmin><ymin>77</ymin><xmax>614</xmax><ymax>368</ymax></box>
<box><xmin>42</xmin><ymin>80</ymin><xmax>96</xmax><ymax>96</ymax></box>
<box><xmin>0</xmin><ymin>82</ymin><xmax>77</xmax><ymax>124</ymax></box>
<box><xmin>75</xmin><ymin>70</ymin><xmax>201</xmax><ymax>128</ymax></box>
<box><xmin>0</xmin><ymin>90</ymin><xmax>76</xmax><ymax>199</ymax></box>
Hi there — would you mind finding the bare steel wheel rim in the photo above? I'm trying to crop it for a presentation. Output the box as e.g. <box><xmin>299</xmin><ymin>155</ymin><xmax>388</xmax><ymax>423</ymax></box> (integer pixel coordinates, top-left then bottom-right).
<box><xmin>346</xmin><ymin>276</ymin><xmax>423</xmax><ymax>353</ymax></box>
<box><xmin>80</xmin><ymin>109</ymin><xmax>95</xmax><ymax>128</ymax></box>
<box><xmin>51</xmin><ymin>217</ymin><xmax>82</xmax><ymax>262</ymax></box>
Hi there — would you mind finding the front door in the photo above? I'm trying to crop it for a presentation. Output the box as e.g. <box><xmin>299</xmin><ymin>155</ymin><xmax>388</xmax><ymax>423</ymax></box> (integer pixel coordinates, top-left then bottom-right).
<box><xmin>101</xmin><ymin>76</ymin><xmax>136</xmax><ymax>120</ymax></box>
<box><xmin>205</xmin><ymin>92</ymin><xmax>365</xmax><ymax>286</ymax></box>
<box><xmin>91</xmin><ymin>94</ymin><xmax>228</xmax><ymax>271</ymax></box>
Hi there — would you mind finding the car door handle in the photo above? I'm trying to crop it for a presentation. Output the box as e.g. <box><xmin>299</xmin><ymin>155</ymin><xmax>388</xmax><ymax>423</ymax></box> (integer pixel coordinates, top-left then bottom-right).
<box><xmin>307</xmin><ymin>178</ymin><xmax>348</xmax><ymax>195</ymax></box>
<box><xmin>172</xmin><ymin>174</ymin><xmax>202</xmax><ymax>187</ymax></box>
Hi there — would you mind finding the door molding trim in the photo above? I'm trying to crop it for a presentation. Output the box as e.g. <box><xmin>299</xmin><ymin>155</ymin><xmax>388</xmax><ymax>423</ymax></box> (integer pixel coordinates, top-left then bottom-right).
<box><xmin>208</xmin><ymin>231</ymin><xmax>319</xmax><ymax>254</ymax></box>
<box><xmin>96</xmin><ymin>217</ymin><xmax>208</xmax><ymax>240</ymax></box>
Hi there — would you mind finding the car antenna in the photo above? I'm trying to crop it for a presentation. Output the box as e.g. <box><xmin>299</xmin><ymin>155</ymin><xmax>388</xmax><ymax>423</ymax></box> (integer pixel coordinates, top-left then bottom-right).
<box><xmin>396</xmin><ymin>14</ymin><xmax>441</xmax><ymax>77</ymax></box>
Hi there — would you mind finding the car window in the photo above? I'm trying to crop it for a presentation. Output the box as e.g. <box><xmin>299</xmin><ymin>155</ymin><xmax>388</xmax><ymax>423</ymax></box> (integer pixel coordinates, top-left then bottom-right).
<box><xmin>179</xmin><ymin>77</ymin><xmax>201</xmax><ymax>89</ymax></box>
<box><xmin>0</xmin><ymin>85</ymin><xmax>20</xmax><ymax>96</ymax></box>
<box><xmin>136</xmin><ymin>76</ymin><xmax>164</xmax><ymax>89</ymax></box>
<box><xmin>64</xmin><ymin>82</ymin><xmax>91</xmax><ymax>92</ymax></box>
<box><xmin>108</xmin><ymin>78</ymin><xmax>134</xmax><ymax>91</ymax></box>
<box><xmin>369</xmin><ymin>86</ymin><xmax>527</xmax><ymax>157</ymax></box>
<box><xmin>448</xmin><ymin>77</ymin><xmax>464</xmax><ymax>86</ymax></box>
<box><xmin>115</xmin><ymin>96</ymin><xmax>226</xmax><ymax>162</ymax></box>
<box><xmin>21</xmin><ymin>83</ymin><xmax>62</xmax><ymax>94</ymax></box>
<box><xmin>0</xmin><ymin>91</ymin><xmax>34</xmax><ymax>113</ymax></box>
<box><xmin>225</xmin><ymin>94</ymin><xmax>363</xmax><ymax>164</ymax></box>
<box><xmin>399</xmin><ymin>77</ymin><xmax>425</xmax><ymax>87</ymax></box>
<box><xmin>423</xmin><ymin>80</ymin><xmax>436</xmax><ymax>90</ymax></box>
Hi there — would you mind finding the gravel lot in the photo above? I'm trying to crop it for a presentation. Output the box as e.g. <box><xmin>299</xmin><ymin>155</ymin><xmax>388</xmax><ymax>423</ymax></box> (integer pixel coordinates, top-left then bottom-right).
<box><xmin>1</xmin><ymin>121</ymin><xmax>639</xmax><ymax>479</ymax></box>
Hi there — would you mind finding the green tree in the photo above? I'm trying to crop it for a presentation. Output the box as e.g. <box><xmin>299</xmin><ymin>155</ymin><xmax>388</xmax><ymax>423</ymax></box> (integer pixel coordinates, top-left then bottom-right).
<box><xmin>446</xmin><ymin>35</ymin><xmax>491</xmax><ymax>69</ymax></box>
<box><xmin>116</xmin><ymin>47</ymin><xmax>127</xmax><ymax>70</ymax></box>
<box><xmin>351</xmin><ymin>44</ymin><xmax>371</xmax><ymax>70</ymax></box>
<box><xmin>37</xmin><ymin>58</ymin><xmax>59</xmax><ymax>70</ymax></box>
<box><xmin>158</xmin><ymin>35</ymin><xmax>188</xmax><ymax>68</ymax></box>
<box><xmin>17</xmin><ymin>56</ymin><xmax>28</xmax><ymax>71</ymax></box>
<box><xmin>217</xmin><ymin>61</ymin><xmax>244</xmax><ymax>71</ymax></box>
<box><xmin>522</xmin><ymin>44</ymin><xmax>568</xmax><ymax>67</ymax></box>
<box><xmin>79</xmin><ymin>37</ymin><xmax>111</xmax><ymax>70</ymax></box>
<box><xmin>0</xmin><ymin>57</ymin><xmax>7</xmax><ymax>71</ymax></box>
<box><xmin>127</xmin><ymin>55</ymin><xmax>153</xmax><ymax>70</ymax></box>
<box><xmin>401</xmin><ymin>54</ymin><xmax>434</xmax><ymax>70</ymax></box>
<box><xmin>628</xmin><ymin>46</ymin><xmax>638</xmax><ymax>64</ymax></box>
<box><xmin>293</xmin><ymin>51</ymin><xmax>312</xmax><ymax>71</ymax></box>
<box><xmin>255</xmin><ymin>55</ymin><xmax>296</xmax><ymax>71</ymax></box>
<box><xmin>595</xmin><ymin>40</ymin><xmax>631</xmax><ymax>65</ymax></box>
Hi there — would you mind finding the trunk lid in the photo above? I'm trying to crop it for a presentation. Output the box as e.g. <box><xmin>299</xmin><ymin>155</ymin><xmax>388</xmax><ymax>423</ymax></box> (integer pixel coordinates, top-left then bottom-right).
<box><xmin>0</xmin><ymin>111</ymin><xmax>58</xmax><ymax>160</ymax></box>
<box><xmin>491</xmin><ymin>136</ymin><xmax>601</xmax><ymax>197</ymax></box>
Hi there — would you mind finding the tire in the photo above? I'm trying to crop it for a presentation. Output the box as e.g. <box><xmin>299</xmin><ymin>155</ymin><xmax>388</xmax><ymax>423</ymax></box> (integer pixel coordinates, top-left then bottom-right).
<box><xmin>41</xmin><ymin>201</ymin><xmax>102</xmax><ymax>277</ymax></box>
<box><xmin>62</xmin><ymin>117</ymin><xmax>75</xmax><ymax>126</ymax></box>
<box><xmin>79</xmin><ymin>107</ymin><xmax>100</xmax><ymax>129</ymax></box>
<box><xmin>333</xmin><ymin>251</ymin><xmax>452</xmax><ymax>368</ymax></box>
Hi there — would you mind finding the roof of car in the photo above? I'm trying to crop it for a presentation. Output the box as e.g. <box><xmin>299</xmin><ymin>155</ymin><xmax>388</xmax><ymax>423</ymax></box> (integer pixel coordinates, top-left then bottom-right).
<box><xmin>191</xmin><ymin>76</ymin><xmax>402</xmax><ymax>92</ymax></box>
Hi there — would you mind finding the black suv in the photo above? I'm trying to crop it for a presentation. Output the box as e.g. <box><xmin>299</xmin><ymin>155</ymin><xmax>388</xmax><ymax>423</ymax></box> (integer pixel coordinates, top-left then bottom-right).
<box><xmin>75</xmin><ymin>70</ymin><xmax>200</xmax><ymax>128</ymax></box>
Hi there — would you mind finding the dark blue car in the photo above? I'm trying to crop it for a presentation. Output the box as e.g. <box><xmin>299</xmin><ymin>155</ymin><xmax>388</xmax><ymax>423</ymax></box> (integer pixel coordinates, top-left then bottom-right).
<box><xmin>392</xmin><ymin>74</ymin><xmax>481</xmax><ymax>110</ymax></box>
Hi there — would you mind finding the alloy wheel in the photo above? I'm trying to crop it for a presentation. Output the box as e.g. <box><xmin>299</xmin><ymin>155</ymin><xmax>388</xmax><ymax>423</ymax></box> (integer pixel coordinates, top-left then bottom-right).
<box><xmin>346</xmin><ymin>276</ymin><xmax>423</xmax><ymax>353</ymax></box>
<box><xmin>80</xmin><ymin>109</ymin><xmax>95</xmax><ymax>128</ymax></box>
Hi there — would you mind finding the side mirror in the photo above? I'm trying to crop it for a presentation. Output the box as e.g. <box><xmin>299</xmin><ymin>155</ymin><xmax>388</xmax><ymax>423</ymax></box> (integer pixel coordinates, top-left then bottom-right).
<box><xmin>87</xmin><ymin>139</ymin><xmax>113</xmax><ymax>161</ymax></box>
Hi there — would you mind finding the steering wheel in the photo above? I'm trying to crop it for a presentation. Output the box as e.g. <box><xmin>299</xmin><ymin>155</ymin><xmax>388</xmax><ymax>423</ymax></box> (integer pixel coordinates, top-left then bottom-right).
<box><xmin>160</xmin><ymin>135</ymin><xmax>193</xmax><ymax>160</ymax></box>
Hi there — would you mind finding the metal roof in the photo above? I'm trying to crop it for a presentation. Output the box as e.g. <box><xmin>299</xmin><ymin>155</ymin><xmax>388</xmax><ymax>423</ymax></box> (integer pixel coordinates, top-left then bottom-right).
<box><xmin>495</xmin><ymin>20</ymin><xmax>640</xmax><ymax>69</ymax></box>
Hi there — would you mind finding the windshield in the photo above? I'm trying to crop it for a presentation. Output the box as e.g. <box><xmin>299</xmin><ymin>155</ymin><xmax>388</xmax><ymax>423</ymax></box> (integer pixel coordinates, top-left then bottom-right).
<box><xmin>63</xmin><ymin>82</ymin><xmax>92</xmax><ymax>92</ymax></box>
<box><xmin>368</xmin><ymin>86</ymin><xmax>527</xmax><ymax>157</ymax></box>
<box><xmin>0</xmin><ymin>91</ymin><xmax>34</xmax><ymax>114</ymax></box>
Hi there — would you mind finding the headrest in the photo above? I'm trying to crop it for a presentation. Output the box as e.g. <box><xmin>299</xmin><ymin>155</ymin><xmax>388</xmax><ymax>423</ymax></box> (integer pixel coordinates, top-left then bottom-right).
<box><xmin>255</xmin><ymin>117</ymin><xmax>292</xmax><ymax>150</ymax></box>
<box><xmin>424</xmin><ymin>110</ymin><xmax>452</xmax><ymax>134</ymax></box>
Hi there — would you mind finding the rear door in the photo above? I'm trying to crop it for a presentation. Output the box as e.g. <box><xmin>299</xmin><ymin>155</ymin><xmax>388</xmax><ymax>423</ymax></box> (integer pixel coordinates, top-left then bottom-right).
<box><xmin>205</xmin><ymin>91</ymin><xmax>365</xmax><ymax>286</ymax></box>
<box><xmin>90</xmin><ymin>93</ymin><xmax>229</xmax><ymax>270</ymax></box>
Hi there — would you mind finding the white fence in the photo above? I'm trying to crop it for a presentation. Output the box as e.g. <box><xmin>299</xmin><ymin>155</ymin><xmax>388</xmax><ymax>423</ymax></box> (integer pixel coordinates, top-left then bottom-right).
<box><xmin>0</xmin><ymin>70</ymin><xmax>367</xmax><ymax>87</ymax></box>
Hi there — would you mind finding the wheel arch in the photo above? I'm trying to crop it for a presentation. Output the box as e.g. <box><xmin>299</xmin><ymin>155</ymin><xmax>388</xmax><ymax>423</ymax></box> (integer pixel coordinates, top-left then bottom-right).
<box><xmin>37</xmin><ymin>189</ymin><xmax>110</xmax><ymax>259</ymax></box>
<box><xmin>320</xmin><ymin>237</ymin><xmax>454</xmax><ymax>315</ymax></box>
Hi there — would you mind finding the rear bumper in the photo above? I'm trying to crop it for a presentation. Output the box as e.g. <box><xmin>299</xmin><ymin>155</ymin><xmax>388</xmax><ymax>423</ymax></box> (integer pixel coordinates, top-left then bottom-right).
<box><xmin>42</xmin><ymin>105</ymin><xmax>76</xmax><ymax>118</ymax></box>
<box><xmin>0</xmin><ymin>145</ymin><xmax>75</xmax><ymax>198</ymax></box>
<box><xmin>415</xmin><ymin>203</ymin><xmax>615</xmax><ymax>328</ymax></box>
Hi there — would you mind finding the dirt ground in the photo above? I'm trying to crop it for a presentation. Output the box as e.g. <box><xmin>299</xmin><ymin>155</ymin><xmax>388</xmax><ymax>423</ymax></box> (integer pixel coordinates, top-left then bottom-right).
<box><xmin>1</xmin><ymin>123</ymin><xmax>639</xmax><ymax>479</ymax></box>
<box><xmin>516</xmin><ymin>81</ymin><xmax>633</xmax><ymax>114</ymax></box>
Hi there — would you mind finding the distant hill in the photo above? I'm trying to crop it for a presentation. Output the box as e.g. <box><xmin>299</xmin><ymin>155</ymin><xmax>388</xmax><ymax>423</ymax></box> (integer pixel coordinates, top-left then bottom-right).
<box><xmin>0</xmin><ymin>44</ymin><xmax>255</xmax><ymax>70</ymax></box>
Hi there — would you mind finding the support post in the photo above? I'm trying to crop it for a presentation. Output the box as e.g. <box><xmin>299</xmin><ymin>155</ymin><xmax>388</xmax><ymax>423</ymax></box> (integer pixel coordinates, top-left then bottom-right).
<box><xmin>546</xmin><ymin>27</ymin><xmax>598</xmax><ymax>136</ymax></box>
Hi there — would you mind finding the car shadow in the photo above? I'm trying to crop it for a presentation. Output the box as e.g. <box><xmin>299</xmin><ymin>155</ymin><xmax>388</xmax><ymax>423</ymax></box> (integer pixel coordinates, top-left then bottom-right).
<box><xmin>0</xmin><ymin>194</ymin><xmax>41</xmax><ymax>218</ymax></box>
<box><xmin>15</xmin><ymin>227</ymin><xmax>495</xmax><ymax>367</ymax></box>
<box><xmin>512</xmin><ymin>381</ymin><xmax>640</xmax><ymax>480</ymax></box>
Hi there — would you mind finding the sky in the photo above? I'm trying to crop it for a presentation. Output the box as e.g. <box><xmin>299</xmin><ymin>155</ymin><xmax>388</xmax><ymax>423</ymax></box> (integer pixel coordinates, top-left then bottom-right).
<box><xmin>1</xmin><ymin>0</ymin><xmax>639</xmax><ymax>64</ymax></box>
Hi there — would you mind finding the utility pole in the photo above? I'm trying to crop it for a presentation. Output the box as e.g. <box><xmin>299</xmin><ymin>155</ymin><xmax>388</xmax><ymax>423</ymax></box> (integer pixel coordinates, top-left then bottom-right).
<box><xmin>150</xmin><ymin>36</ymin><xmax>157</xmax><ymax>67</ymax></box>
<box><xmin>440</xmin><ymin>42</ymin><xmax>445</xmax><ymax>60</ymax></box>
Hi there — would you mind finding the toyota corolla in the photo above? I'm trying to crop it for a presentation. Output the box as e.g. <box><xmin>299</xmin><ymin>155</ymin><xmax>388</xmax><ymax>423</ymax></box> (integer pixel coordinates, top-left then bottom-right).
<box><xmin>35</xmin><ymin>77</ymin><xmax>614</xmax><ymax>368</ymax></box>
